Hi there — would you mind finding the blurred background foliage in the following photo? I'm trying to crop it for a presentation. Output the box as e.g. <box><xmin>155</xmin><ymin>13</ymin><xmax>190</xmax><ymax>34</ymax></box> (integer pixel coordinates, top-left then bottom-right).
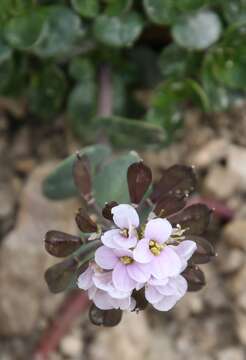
<box><xmin>1</xmin><ymin>0</ymin><xmax>246</xmax><ymax>147</ymax></box>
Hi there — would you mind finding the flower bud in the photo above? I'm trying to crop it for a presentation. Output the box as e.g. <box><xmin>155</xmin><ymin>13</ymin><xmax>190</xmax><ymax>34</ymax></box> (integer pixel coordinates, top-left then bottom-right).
<box><xmin>75</xmin><ymin>207</ymin><xmax>98</xmax><ymax>233</ymax></box>
<box><xmin>45</xmin><ymin>230</ymin><xmax>82</xmax><ymax>257</ymax></box>
<box><xmin>154</xmin><ymin>194</ymin><xmax>186</xmax><ymax>218</ymax></box>
<box><xmin>73</xmin><ymin>153</ymin><xmax>92</xmax><ymax>202</ymax></box>
<box><xmin>189</xmin><ymin>236</ymin><xmax>215</xmax><ymax>264</ymax></box>
<box><xmin>127</xmin><ymin>161</ymin><xmax>152</xmax><ymax>205</ymax></box>
<box><xmin>182</xmin><ymin>265</ymin><xmax>206</xmax><ymax>291</ymax></box>
<box><xmin>89</xmin><ymin>304</ymin><xmax>122</xmax><ymax>326</ymax></box>
<box><xmin>102</xmin><ymin>201</ymin><xmax>118</xmax><ymax>220</ymax></box>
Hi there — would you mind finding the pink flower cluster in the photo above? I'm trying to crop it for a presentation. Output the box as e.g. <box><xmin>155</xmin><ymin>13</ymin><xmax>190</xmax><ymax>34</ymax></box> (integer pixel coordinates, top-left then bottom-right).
<box><xmin>78</xmin><ymin>204</ymin><xmax>197</xmax><ymax>311</ymax></box>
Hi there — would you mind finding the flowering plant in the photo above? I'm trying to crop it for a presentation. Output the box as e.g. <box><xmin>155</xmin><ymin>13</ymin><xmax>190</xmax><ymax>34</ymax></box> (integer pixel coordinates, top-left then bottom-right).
<box><xmin>44</xmin><ymin>151</ymin><xmax>214</xmax><ymax>326</ymax></box>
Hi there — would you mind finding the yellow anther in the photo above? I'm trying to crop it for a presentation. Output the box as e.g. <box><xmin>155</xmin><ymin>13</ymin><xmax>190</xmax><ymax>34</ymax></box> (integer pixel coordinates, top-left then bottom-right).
<box><xmin>149</xmin><ymin>240</ymin><xmax>155</xmax><ymax>246</ymax></box>
<box><xmin>150</xmin><ymin>247</ymin><xmax>161</xmax><ymax>256</ymax></box>
<box><xmin>120</xmin><ymin>228</ymin><xmax>129</xmax><ymax>238</ymax></box>
<box><xmin>120</xmin><ymin>256</ymin><xmax>133</xmax><ymax>265</ymax></box>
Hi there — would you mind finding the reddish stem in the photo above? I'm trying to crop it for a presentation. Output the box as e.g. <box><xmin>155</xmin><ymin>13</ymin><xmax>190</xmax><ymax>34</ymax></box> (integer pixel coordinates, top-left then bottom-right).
<box><xmin>33</xmin><ymin>291</ymin><xmax>90</xmax><ymax>359</ymax></box>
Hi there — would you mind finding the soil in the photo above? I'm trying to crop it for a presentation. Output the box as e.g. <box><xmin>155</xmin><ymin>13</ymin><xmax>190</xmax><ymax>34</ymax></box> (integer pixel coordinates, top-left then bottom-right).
<box><xmin>0</xmin><ymin>103</ymin><xmax>246</xmax><ymax>360</ymax></box>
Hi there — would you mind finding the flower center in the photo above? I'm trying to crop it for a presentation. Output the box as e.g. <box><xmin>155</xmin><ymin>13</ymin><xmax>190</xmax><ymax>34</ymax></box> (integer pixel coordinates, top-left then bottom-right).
<box><xmin>120</xmin><ymin>256</ymin><xmax>133</xmax><ymax>265</ymax></box>
<box><xmin>149</xmin><ymin>240</ymin><xmax>164</xmax><ymax>256</ymax></box>
<box><xmin>120</xmin><ymin>228</ymin><xmax>129</xmax><ymax>238</ymax></box>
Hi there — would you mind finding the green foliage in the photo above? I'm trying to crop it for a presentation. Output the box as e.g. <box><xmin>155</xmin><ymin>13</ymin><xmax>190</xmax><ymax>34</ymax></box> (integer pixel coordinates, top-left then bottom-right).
<box><xmin>43</xmin><ymin>144</ymin><xmax>112</xmax><ymax>200</ymax></box>
<box><xmin>1</xmin><ymin>0</ymin><xmax>246</xmax><ymax>147</ymax></box>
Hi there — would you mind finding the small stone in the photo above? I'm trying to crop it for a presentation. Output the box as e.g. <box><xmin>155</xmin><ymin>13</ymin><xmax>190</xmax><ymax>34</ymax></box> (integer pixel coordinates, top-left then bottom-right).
<box><xmin>204</xmin><ymin>165</ymin><xmax>239</xmax><ymax>199</ymax></box>
<box><xmin>235</xmin><ymin>311</ymin><xmax>246</xmax><ymax>345</ymax></box>
<box><xmin>216</xmin><ymin>347</ymin><xmax>245</xmax><ymax>360</ymax></box>
<box><xmin>216</xmin><ymin>244</ymin><xmax>245</xmax><ymax>274</ymax></box>
<box><xmin>60</xmin><ymin>331</ymin><xmax>83</xmax><ymax>358</ymax></box>
<box><xmin>190</xmin><ymin>139</ymin><xmax>228</xmax><ymax>168</ymax></box>
<box><xmin>228</xmin><ymin>145</ymin><xmax>246</xmax><ymax>191</ymax></box>
<box><xmin>223</xmin><ymin>219</ymin><xmax>246</xmax><ymax>251</ymax></box>
<box><xmin>89</xmin><ymin>312</ymin><xmax>150</xmax><ymax>360</ymax></box>
<box><xmin>227</xmin><ymin>265</ymin><xmax>246</xmax><ymax>310</ymax></box>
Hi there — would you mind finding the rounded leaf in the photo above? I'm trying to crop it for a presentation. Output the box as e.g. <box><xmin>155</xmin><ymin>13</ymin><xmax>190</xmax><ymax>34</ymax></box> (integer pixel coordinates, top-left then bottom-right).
<box><xmin>93</xmin><ymin>12</ymin><xmax>143</xmax><ymax>47</ymax></box>
<box><xmin>45</xmin><ymin>230</ymin><xmax>82</xmax><ymax>257</ymax></box>
<box><xmin>172</xmin><ymin>10</ymin><xmax>222</xmax><ymax>50</ymax></box>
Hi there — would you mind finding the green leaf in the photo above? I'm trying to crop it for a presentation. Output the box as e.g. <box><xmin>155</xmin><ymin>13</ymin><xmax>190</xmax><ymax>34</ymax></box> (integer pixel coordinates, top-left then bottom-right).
<box><xmin>172</xmin><ymin>10</ymin><xmax>222</xmax><ymax>50</ymax></box>
<box><xmin>146</xmin><ymin>79</ymin><xmax>209</xmax><ymax>142</ymax></box>
<box><xmin>4</xmin><ymin>9</ymin><xmax>46</xmax><ymax>49</ymax></box>
<box><xmin>93</xmin><ymin>12</ymin><xmax>144</xmax><ymax>47</ymax></box>
<box><xmin>27</xmin><ymin>65</ymin><xmax>67</xmax><ymax>119</ymax></box>
<box><xmin>93</xmin><ymin>151</ymin><xmax>140</xmax><ymax>207</ymax></box>
<box><xmin>0</xmin><ymin>39</ymin><xmax>12</xmax><ymax>64</ymax></box>
<box><xmin>71</xmin><ymin>0</ymin><xmax>99</xmax><ymax>18</ymax></box>
<box><xmin>158</xmin><ymin>44</ymin><xmax>202</xmax><ymax>79</ymax></box>
<box><xmin>43</xmin><ymin>144</ymin><xmax>112</xmax><ymax>200</ymax></box>
<box><xmin>67</xmin><ymin>81</ymin><xmax>97</xmax><ymax>142</ymax></box>
<box><xmin>211</xmin><ymin>47</ymin><xmax>246</xmax><ymax>90</ymax></box>
<box><xmin>94</xmin><ymin>116</ymin><xmax>166</xmax><ymax>148</ymax></box>
<box><xmin>69</xmin><ymin>57</ymin><xmax>95</xmax><ymax>82</ymax></box>
<box><xmin>33</xmin><ymin>6</ymin><xmax>84</xmax><ymax>58</ymax></box>
<box><xmin>143</xmin><ymin>0</ymin><xmax>206</xmax><ymax>25</ymax></box>
<box><xmin>222</xmin><ymin>0</ymin><xmax>246</xmax><ymax>24</ymax></box>
<box><xmin>105</xmin><ymin>0</ymin><xmax>133</xmax><ymax>16</ymax></box>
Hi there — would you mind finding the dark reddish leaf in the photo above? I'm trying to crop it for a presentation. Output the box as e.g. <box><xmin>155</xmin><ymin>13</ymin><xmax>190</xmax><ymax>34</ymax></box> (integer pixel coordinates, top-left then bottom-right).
<box><xmin>154</xmin><ymin>195</ymin><xmax>186</xmax><ymax>218</ymax></box>
<box><xmin>89</xmin><ymin>304</ymin><xmax>122</xmax><ymax>327</ymax></box>
<box><xmin>182</xmin><ymin>265</ymin><xmax>206</xmax><ymax>291</ymax></box>
<box><xmin>189</xmin><ymin>236</ymin><xmax>215</xmax><ymax>264</ymax></box>
<box><xmin>73</xmin><ymin>153</ymin><xmax>92</xmax><ymax>202</ymax></box>
<box><xmin>45</xmin><ymin>257</ymin><xmax>78</xmax><ymax>294</ymax></box>
<box><xmin>132</xmin><ymin>288</ymin><xmax>148</xmax><ymax>310</ymax></box>
<box><xmin>127</xmin><ymin>161</ymin><xmax>152</xmax><ymax>204</ymax></box>
<box><xmin>168</xmin><ymin>204</ymin><xmax>211</xmax><ymax>235</ymax></box>
<box><xmin>150</xmin><ymin>165</ymin><xmax>196</xmax><ymax>203</ymax></box>
<box><xmin>102</xmin><ymin>201</ymin><xmax>118</xmax><ymax>220</ymax></box>
<box><xmin>45</xmin><ymin>230</ymin><xmax>82</xmax><ymax>258</ymax></box>
<box><xmin>75</xmin><ymin>207</ymin><xmax>98</xmax><ymax>233</ymax></box>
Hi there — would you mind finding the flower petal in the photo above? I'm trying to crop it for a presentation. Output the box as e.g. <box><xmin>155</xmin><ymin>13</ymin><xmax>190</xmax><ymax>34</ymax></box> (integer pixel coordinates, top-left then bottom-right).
<box><xmin>112</xmin><ymin>204</ymin><xmax>139</xmax><ymax>229</ymax></box>
<box><xmin>127</xmin><ymin>262</ymin><xmax>151</xmax><ymax>283</ymax></box>
<box><xmin>93</xmin><ymin>271</ymin><xmax>112</xmax><ymax>291</ymax></box>
<box><xmin>77</xmin><ymin>266</ymin><xmax>93</xmax><ymax>290</ymax></box>
<box><xmin>174</xmin><ymin>240</ymin><xmax>197</xmax><ymax>262</ymax></box>
<box><xmin>157</xmin><ymin>275</ymin><xmax>187</xmax><ymax>297</ymax></box>
<box><xmin>93</xmin><ymin>289</ymin><xmax>114</xmax><ymax>310</ymax></box>
<box><xmin>144</xmin><ymin>218</ymin><xmax>172</xmax><ymax>244</ymax></box>
<box><xmin>95</xmin><ymin>246</ymin><xmax>118</xmax><ymax>270</ymax></box>
<box><xmin>112</xmin><ymin>262</ymin><xmax>136</xmax><ymax>292</ymax></box>
<box><xmin>152</xmin><ymin>295</ymin><xmax>179</xmax><ymax>311</ymax></box>
<box><xmin>151</xmin><ymin>246</ymin><xmax>182</xmax><ymax>279</ymax></box>
<box><xmin>145</xmin><ymin>285</ymin><xmax>163</xmax><ymax>304</ymax></box>
<box><xmin>101</xmin><ymin>229</ymin><xmax>121</xmax><ymax>248</ymax></box>
<box><xmin>113</xmin><ymin>233</ymin><xmax>138</xmax><ymax>250</ymax></box>
<box><xmin>133</xmin><ymin>238</ymin><xmax>153</xmax><ymax>263</ymax></box>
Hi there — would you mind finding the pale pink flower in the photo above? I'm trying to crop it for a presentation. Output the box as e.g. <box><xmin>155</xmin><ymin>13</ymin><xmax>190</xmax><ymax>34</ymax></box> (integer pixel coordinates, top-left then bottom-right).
<box><xmin>145</xmin><ymin>275</ymin><xmax>188</xmax><ymax>311</ymax></box>
<box><xmin>95</xmin><ymin>245</ymin><xmax>151</xmax><ymax>292</ymax></box>
<box><xmin>133</xmin><ymin>218</ymin><xmax>196</xmax><ymax>279</ymax></box>
<box><xmin>101</xmin><ymin>204</ymin><xmax>139</xmax><ymax>250</ymax></box>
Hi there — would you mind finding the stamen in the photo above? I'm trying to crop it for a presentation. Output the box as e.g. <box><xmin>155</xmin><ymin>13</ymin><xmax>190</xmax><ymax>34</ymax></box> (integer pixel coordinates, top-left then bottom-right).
<box><xmin>120</xmin><ymin>228</ymin><xmax>129</xmax><ymax>238</ymax></box>
<box><xmin>149</xmin><ymin>240</ymin><xmax>164</xmax><ymax>256</ymax></box>
<box><xmin>120</xmin><ymin>256</ymin><xmax>133</xmax><ymax>265</ymax></box>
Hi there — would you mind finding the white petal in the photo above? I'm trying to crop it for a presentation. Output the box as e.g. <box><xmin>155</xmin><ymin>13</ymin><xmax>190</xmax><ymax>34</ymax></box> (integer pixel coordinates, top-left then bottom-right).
<box><xmin>174</xmin><ymin>240</ymin><xmax>197</xmax><ymax>262</ymax></box>
<box><xmin>152</xmin><ymin>295</ymin><xmax>179</xmax><ymax>311</ymax></box>
<box><xmin>101</xmin><ymin>229</ymin><xmax>121</xmax><ymax>248</ymax></box>
<box><xmin>112</xmin><ymin>262</ymin><xmax>136</xmax><ymax>292</ymax></box>
<box><xmin>95</xmin><ymin>246</ymin><xmax>118</xmax><ymax>270</ymax></box>
<box><xmin>157</xmin><ymin>275</ymin><xmax>188</xmax><ymax>298</ymax></box>
<box><xmin>127</xmin><ymin>262</ymin><xmax>151</xmax><ymax>283</ymax></box>
<box><xmin>112</xmin><ymin>204</ymin><xmax>139</xmax><ymax>229</ymax></box>
<box><xmin>151</xmin><ymin>247</ymin><xmax>182</xmax><ymax>279</ymax></box>
<box><xmin>77</xmin><ymin>266</ymin><xmax>93</xmax><ymax>290</ymax></box>
<box><xmin>144</xmin><ymin>218</ymin><xmax>172</xmax><ymax>244</ymax></box>
<box><xmin>93</xmin><ymin>289</ymin><xmax>114</xmax><ymax>310</ymax></box>
<box><xmin>93</xmin><ymin>271</ymin><xmax>112</xmax><ymax>291</ymax></box>
<box><xmin>145</xmin><ymin>285</ymin><xmax>163</xmax><ymax>304</ymax></box>
<box><xmin>133</xmin><ymin>238</ymin><xmax>153</xmax><ymax>263</ymax></box>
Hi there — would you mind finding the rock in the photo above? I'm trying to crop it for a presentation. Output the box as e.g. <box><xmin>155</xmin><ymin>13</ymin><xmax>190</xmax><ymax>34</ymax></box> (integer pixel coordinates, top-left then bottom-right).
<box><xmin>190</xmin><ymin>139</ymin><xmax>228</xmax><ymax>168</ymax></box>
<box><xmin>227</xmin><ymin>265</ymin><xmax>246</xmax><ymax>310</ymax></box>
<box><xmin>223</xmin><ymin>219</ymin><xmax>246</xmax><ymax>251</ymax></box>
<box><xmin>89</xmin><ymin>312</ymin><xmax>150</xmax><ymax>360</ymax></box>
<box><xmin>0</xmin><ymin>163</ymin><xmax>79</xmax><ymax>336</ymax></box>
<box><xmin>216</xmin><ymin>244</ymin><xmax>245</xmax><ymax>275</ymax></box>
<box><xmin>216</xmin><ymin>347</ymin><xmax>245</xmax><ymax>360</ymax></box>
<box><xmin>228</xmin><ymin>145</ymin><xmax>246</xmax><ymax>191</ymax></box>
<box><xmin>236</xmin><ymin>311</ymin><xmax>246</xmax><ymax>345</ymax></box>
<box><xmin>60</xmin><ymin>329</ymin><xmax>83</xmax><ymax>358</ymax></box>
<box><xmin>204</xmin><ymin>165</ymin><xmax>239</xmax><ymax>199</ymax></box>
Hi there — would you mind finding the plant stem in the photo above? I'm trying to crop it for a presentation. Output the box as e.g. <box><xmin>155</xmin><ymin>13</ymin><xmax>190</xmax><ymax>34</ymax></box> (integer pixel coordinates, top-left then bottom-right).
<box><xmin>97</xmin><ymin>64</ymin><xmax>113</xmax><ymax>117</ymax></box>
